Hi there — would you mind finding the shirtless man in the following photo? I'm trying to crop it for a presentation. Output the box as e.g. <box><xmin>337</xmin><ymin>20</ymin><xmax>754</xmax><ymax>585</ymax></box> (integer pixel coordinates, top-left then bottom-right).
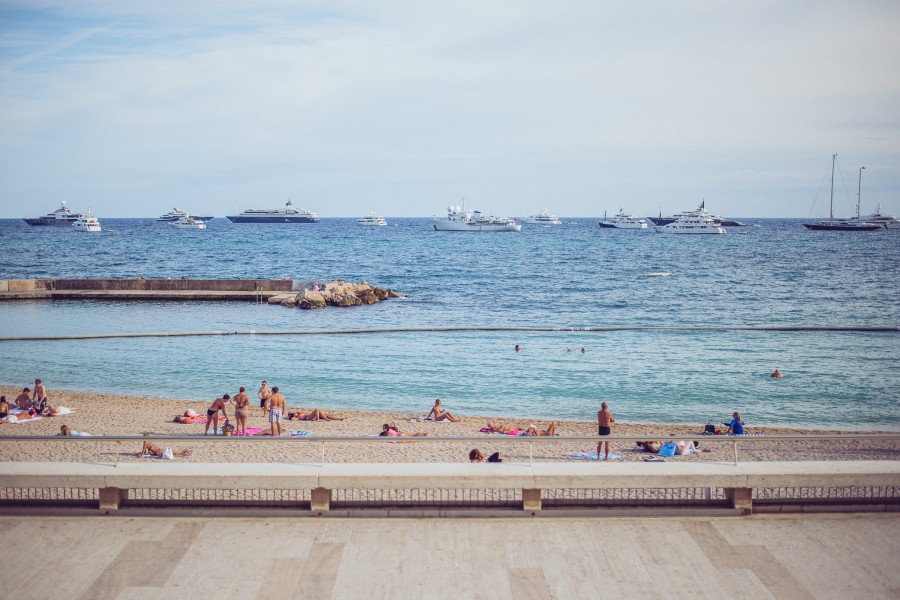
<box><xmin>266</xmin><ymin>386</ymin><xmax>286</xmax><ymax>436</ymax></box>
<box><xmin>597</xmin><ymin>401</ymin><xmax>615</xmax><ymax>461</ymax></box>
<box><xmin>257</xmin><ymin>380</ymin><xmax>271</xmax><ymax>418</ymax></box>
<box><xmin>232</xmin><ymin>387</ymin><xmax>251</xmax><ymax>436</ymax></box>
<box><xmin>14</xmin><ymin>388</ymin><xmax>30</xmax><ymax>410</ymax></box>
<box><xmin>204</xmin><ymin>394</ymin><xmax>230</xmax><ymax>436</ymax></box>
<box><xmin>31</xmin><ymin>379</ymin><xmax>47</xmax><ymax>409</ymax></box>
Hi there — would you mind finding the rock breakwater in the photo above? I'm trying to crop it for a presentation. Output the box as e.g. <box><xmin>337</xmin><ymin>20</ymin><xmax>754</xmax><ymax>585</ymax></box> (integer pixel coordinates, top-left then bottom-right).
<box><xmin>269</xmin><ymin>280</ymin><xmax>401</xmax><ymax>309</ymax></box>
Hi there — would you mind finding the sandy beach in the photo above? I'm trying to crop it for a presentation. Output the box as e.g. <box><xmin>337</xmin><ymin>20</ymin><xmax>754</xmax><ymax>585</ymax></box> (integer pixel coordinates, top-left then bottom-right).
<box><xmin>1</xmin><ymin>386</ymin><xmax>897</xmax><ymax>464</ymax></box>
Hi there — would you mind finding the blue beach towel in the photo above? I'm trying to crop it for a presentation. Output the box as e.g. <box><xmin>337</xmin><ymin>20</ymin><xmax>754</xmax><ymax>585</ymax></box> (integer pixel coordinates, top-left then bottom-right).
<box><xmin>289</xmin><ymin>430</ymin><xmax>312</xmax><ymax>437</ymax></box>
<box><xmin>567</xmin><ymin>451</ymin><xmax>623</xmax><ymax>460</ymax></box>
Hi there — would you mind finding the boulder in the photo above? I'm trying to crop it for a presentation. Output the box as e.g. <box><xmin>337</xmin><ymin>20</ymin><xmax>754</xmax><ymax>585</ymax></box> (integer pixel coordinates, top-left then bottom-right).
<box><xmin>287</xmin><ymin>279</ymin><xmax>400</xmax><ymax>310</ymax></box>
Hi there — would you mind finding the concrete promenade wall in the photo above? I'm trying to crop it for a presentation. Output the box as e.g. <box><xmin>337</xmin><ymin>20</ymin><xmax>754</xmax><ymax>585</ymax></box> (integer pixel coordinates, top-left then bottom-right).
<box><xmin>0</xmin><ymin>278</ymin><xmax>295</xmax><ymax>292</ymax></box>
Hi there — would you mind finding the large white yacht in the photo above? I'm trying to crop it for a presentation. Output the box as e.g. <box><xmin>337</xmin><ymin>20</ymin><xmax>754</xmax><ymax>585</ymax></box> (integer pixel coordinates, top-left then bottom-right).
<box><xmin>858</xmin><ymin>204</ymin><xmax>899</xmax><ymax>229</ymax></box>
<box><xmin>157</xmin><ymin>207</ymin><xmax>213</xmax><ymax>222</ymax></box>
<box><xmin>357</xmin><ymin>211</ymin><xmax>387</xmax><ymax>226</ymax></box>
<box><xmin>71</xmin><ymin>211</ymin><xmax>102</xmax><ymax>232</ymax></box>
<box><xmin>168</xmin><ymin>216</ymin><xmax>207</xmax><ymax>230</ymax></box>
<box><xmin>522</xmin><ymin>208</ymin><xmax>561</xmax><ymax>225</ymax></box>
<box><xmin>433</xmin><ymin>205</ymin><xmax>521</xmax><ymax>232</ymax></box>
<box><xmin>24</xmin><ymin>201</ymin><xmax>88</xmax><ymax>226</ymax></box>
<box><xmin>654</xmin><ymin>211</ymin><xmax>725</xmax><ymax>234</ymax></box>
<box><xmin>598</xmin><ymin>208</ymin><xmax>648</xmax><ymax>229</ymax></box>
<box><xmin>226</xmin><ymin>200</ymin><xmax>319</xmax><ymax>223</ymax></box>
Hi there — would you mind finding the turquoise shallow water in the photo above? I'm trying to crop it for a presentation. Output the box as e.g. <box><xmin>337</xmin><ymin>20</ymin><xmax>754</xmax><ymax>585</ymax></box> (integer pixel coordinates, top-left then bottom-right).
<box><xmin>0</xmin><ymin>217</ymin><xmax>898</xmax><ymax>429</ymax></box>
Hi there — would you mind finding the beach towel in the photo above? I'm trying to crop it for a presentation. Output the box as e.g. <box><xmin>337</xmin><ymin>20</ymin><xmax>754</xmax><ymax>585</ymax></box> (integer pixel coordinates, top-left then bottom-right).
<box><xmin>567</xmin><ymin>451</ymin><xmax>623</xmax><ymax>460</ymax></box>
<box><xmin>479</xmin><ymin>427</ymin><xmax>522</xmax><ymax>436</ymax></box>
<box><xmin>56</xmin><ymin>406</ymin><xmax>74</xmax><ymax>415</ymax></box>
<box><xmin>658</xmin><ymin>442</ymin><xmax>678</xmax><ymax>457</ymax></box>
<box><xmin>289</xmin><ymin>430</ymin><xmax>312</xmax><ymax>437</ymax></box>
<box><xmin>643</xmin><ymin>456</ymin><xmax>666</xmax><ymax>462</ymax></box>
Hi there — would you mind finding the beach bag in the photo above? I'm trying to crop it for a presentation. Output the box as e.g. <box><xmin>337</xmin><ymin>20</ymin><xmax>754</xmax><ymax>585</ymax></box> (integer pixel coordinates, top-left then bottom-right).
<box><xmin>162</xmin><ymin>447</ymin><xmax>174</xmax><ymax>460</ymax></box>
<box><xmin>222</xmin><ymin>421</ymin><xmax>235</xmax><ymax>436</ymax></box>
<box><xmin>704</xmin><ymin>421</ymin><xmax>716</xmax><ymax>435</ymax></box>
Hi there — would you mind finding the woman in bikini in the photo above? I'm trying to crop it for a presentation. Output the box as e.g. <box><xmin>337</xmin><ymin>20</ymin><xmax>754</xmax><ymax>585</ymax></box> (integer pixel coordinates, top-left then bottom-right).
<box><xmin>139</xmin><ymin>433</ymin><xmax>191</xmax><ymax>459</ymax></box>
<box><xmin>486</xmin><ymin>420</ymin><xmax>520</xmax><ymax>435</ymax></box>
<box><xmin>426</xmin><ymin>398</ymin><xmax>460</xmax><ymax>422</ymax></box>
<box><xmin>233</xmin><ymin>387</ymin><xmax>251</xmax><ymax>436</ymax></box>
<box><xmin>204</xmin><ymin>394</ymin><xmax>230</xmax><ymax>436</ymax></box>
<box><xmin>287</xmin><ymin>409</ymin><xmax>344</xmax><ymax>421</ymax></box>
<box><xmin>524</xmin><ymin>421</ymin><xmax>558</xmax><ymax>437</ymax></box>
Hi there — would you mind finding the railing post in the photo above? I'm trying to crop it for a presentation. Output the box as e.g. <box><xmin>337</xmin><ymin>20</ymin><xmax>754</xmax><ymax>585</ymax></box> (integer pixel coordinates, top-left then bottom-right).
<box><xmin>99</xmin><ymin>487</ymin><xmax>128</xmax><ymax>511</ymax></box>
<box><xmin>523</xmin><ymin>488</ymin><xmax>542</xmax><ymax>511</ymax></box>
<box><xmin>311</xmin><ymin>487</ymin><xmax>331</xmax><ymax>512</ymax></box>
<box><xmin>724</xmin><ymin>487</ymin><xmax>753</xmax><ymax>515</ymax></box>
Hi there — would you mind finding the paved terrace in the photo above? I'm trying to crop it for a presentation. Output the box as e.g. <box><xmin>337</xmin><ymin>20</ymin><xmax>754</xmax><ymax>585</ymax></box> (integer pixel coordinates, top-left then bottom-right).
<box><xmin>2</xmin><ymin>513</ymin><xmax>898</xmax><ymax>599</ymax></box>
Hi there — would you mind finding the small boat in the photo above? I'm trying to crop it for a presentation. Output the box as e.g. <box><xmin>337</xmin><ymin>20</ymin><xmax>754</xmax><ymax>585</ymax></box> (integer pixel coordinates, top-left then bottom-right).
<box><xmin>168</xmin><ymin>215</ymin><xmax>207</xmax><ymax>230</ymax></box>
<box><xmin>522</xmin><ymin>208</ymin><xmax>561</xmax><ymax>225</ymax></box>
<box><xmin>226</xmin><ymin>200</ymin><xmax>319</xmax><ymax>223</ymax></box>
<box><xmin>858</xmin><ymin>204</ymin><xmax>899</xmax><ymax>229</ymax></box>
<box><xmin>803</xmin><ymin>156</ymin><xmax>883</xmax><ymax>231</ymax></box>
<box><xmin>433</xmin><ymin>203</ymin><xmax>521</xmax><ymax>232</ymax></box>
<box><xmin>357</xmin><ymin>211</ymin><xmax>387</xmax><ymax>226</ymax></box>
<box><xmin>157</xmin><ymin>207</ymin><xmax>213</xmax><ymax>222</ymax></box>
<box><xmin>598</xmin><ymin>208</ymin><xmax>648</xmax><ymax>229</ymax></box>
<box><xmin>24</xmin><ymin>201</ymin><xmax>88</xmax><ymax>226</ymax></box>
<box><xmin>71</xmin><ymin>211</ymin><xmax>102</xmax><ymax>232</ymax></box>
<box><xmin>653</xmin><ymin>209</ymin><xmax>725</xmax><ymax>234</ymax></box>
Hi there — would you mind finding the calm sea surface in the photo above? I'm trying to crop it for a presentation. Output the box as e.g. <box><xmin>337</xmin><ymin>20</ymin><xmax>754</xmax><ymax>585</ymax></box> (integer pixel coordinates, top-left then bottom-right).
<box><xmin>1</xmin><ymin>217</ymin><xmax>897</xmax><ymax>430</ymax></box>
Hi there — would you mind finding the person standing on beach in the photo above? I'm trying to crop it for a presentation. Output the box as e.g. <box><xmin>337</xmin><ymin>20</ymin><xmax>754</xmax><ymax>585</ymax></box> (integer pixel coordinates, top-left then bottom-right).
<box><xmin>204</xmin><ymin>394</ymin><xmax>230</xmax><ymax>436</ymax></box>
<box><xmin>233</xmin><ymin>387</ymin><xmax>250</xmax><ymax>436</ymax></box>
<box><xmin>257</xmin><ymin>381</ymin><xmax>271</xmax><ymax>419</ymax></box>
<box><xmin>267</xmin><ymin>386</ymin><xmax>285</xmax><ymax>436</ymax></box>
<box><xmin>597</xmin><ymin>402</ymin><xmax>615</xmax><ymax>461</ymax></box>
<box><xmin>31</xmin><ymin>379</ymin><xmax>47</xmax><ymax>410</ymax></box>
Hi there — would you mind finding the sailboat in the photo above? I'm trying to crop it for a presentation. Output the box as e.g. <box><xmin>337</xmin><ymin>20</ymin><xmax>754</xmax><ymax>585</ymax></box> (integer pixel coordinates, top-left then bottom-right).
<box><xmin>803</xmin><ymin>155</ymin><xmax>882</xmax><ymax>231</ymax></box>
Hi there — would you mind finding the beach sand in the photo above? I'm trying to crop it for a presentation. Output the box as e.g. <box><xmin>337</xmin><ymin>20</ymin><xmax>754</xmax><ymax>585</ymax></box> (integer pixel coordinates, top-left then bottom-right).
<box><xmin>1</xmin><ymin>386</ymin><xmax>897</xmax><ymax>464</ymax></box>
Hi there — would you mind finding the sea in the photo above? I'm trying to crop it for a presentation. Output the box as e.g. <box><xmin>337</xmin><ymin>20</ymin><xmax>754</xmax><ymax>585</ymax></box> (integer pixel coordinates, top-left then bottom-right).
<box><xmin>1</xmin><ymin>217</ymin><xmax>898</xmax><ymax>431</ymax></box>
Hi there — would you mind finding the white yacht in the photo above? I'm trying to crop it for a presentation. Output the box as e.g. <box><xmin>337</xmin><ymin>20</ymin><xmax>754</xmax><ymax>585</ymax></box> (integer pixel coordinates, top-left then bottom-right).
<box><xmin>71</xmin><ymin>211</ymin><xmax>102</xmax><ymax>232</ymax></box>
<box><xmin>24</xmin><ymin>201</ymin><xmax>88</xmax><ymax>226</ymax></box>
<box><xmin>168</xmin><ymin>215</ymin><xmax>207</xmax><ymax>230</ymax></box>
<box><xmin>598</xmin><ymin>208</ymin><xmax>648</xmax><ymax>229</ymax></box>
<box><xmin>433</xmin><ymin>205</ymin><xmax>521</xmax><ymax>232</ymax></box>
<box><xmin>859</xmin><ymin>204</ymin><xmax>899</xmax><ymax>229</ymax></box>
<box><xmin>654</xmin><ymin>211</ymin><xmax>725</xmax><ymax>234</ymax></box>
<box><xmin>357</xmin><ymin>211</ymin><xmax>387</xmax><ymax>226</ymax></box>
<box><xmin>226</xmin><ymin>200</ymin><xmax>319</xmax><ymax>223</ymax></box>
<box><xmin>157</xmin><ymin>207</ymin><xmax>213</xmax><ymax>222</ymax></box>
<box><xmin>522</xmin><ymin>208</ymin><xmax>561</xmax><ymax>225</ymax></box>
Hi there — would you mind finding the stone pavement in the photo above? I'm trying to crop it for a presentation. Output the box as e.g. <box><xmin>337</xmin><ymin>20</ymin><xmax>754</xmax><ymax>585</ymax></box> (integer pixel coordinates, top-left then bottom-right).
<box><xmin>2</xmin><ymin>513</ymin><xmax>898</xmax><ymax>599</ymax></box>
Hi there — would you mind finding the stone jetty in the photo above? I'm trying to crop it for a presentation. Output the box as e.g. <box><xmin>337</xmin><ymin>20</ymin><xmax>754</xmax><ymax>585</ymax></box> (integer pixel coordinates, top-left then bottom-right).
<box><xmin>268</xmin><ymin>280</ymin><xmax>400</xmax><ymax>309</ymax></box>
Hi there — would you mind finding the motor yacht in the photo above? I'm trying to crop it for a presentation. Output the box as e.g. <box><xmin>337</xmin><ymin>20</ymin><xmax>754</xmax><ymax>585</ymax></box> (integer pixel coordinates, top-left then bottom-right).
<box><xmin>858</xmin><ymin>204</ymin><xmax>899</xmax><ymax>229</ymax></box>
<box><xmin>598</xmin><ymin>208</ymin><xmax>648</xmax><ymax>229</ymax></box>
<box><xmin>357</xmin><ymin>211</ymin><xmax>387</xmax><ymax>226</ymax></box>
<box><xmin>24</xmin><ymin>201</ymin><xmax>88</xmax><ymax>226</ymax></box>
<box><xmin>226</xmin><ymin>200</ymin><xmax>319</xmax><ymax>223</ymax></box>
<box><xmin>653</xmin><ymin>212</ymin><xmax>725</xmax><ymax>234</ymax></box>
<box><xmin>433</xmin><ymin>204</ymin><xmax>521</xmax><ymax>232</ymax></box>
<box><xmin>71</xmin><ymin>212</ymin><xmax>102</xmax><ymax>232</ymax></box>
<box><xmin>522</xmin><ymin>208</ymin><xmax>561</xmax><ymax>225</ymax></box>
<box><xmin>168</xmin><ymin>216</ymin><xmax>207</xmax><ymax>230</ymax></box>
<box><xmin>157</xmin><ymin>207</ymin><xmax>213</xmax><ymax>222</ymax></box>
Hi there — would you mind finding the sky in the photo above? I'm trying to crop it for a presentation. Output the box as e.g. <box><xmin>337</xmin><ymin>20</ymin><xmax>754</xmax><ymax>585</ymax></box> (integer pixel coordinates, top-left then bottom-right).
<box><xmin>1</xmin><ymin>0</ymin><xmax>899</xmax><ymax>219</ymax></box>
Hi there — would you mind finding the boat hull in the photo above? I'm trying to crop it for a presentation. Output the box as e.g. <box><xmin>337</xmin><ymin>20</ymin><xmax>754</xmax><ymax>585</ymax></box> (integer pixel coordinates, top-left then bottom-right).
<box><xmin>157</xmin><ymin>216</ymin><xmax>214</xmax><ymax>222</ymax></box>
<box><xmin>433</xmin><ymin>221</ymin><xmax>521</xmax><ymax>232</ymax></box>
<box><xmin>802</xmin><ymin>222</ymin><xmax>882</xmax><ymax>231</ymax></box>
<box><xmin>226</xmin><ymin>216</ymin><xmax>319</xmax><ymax>223</ymax></box>
<box><xmin>23</xmin><ymin>218</ymin><xmax>79</xmax><ymax>226</ymax></box>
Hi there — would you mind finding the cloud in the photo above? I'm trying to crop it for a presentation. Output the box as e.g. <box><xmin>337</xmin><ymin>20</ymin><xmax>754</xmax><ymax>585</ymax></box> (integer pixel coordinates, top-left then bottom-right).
<box><xmin>1</xmin><ymin>1</ymin><xmax>899</xmax><ymax>218</ymax></box>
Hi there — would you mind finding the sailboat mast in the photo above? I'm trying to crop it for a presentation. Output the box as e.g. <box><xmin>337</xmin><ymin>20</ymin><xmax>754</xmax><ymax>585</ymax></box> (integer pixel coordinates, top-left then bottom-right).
<box><xmin>857</xmin><ymin>165</ymin><xmax>865</xmax><ymax>221</ymax></box>
<box><xmin>830</xmin><ymin>153</ymin><xmax>836</xmax><ymax>220</ymax></box>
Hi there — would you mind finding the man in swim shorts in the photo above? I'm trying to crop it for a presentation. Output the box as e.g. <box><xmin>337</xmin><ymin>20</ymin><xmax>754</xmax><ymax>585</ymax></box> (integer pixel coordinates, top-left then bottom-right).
<box><xmin>257</xmin><ymin>380</ymin><xmax>271</xmax><ymax>418</ymax></box>
<box><xmin>31</xmin><ymin>379</ymin><xmax>47</xmax><ymax>410</ymax></box>
<box><xmin>14</xmin><ymin>388</ymin><xmax>30</xmax><ymax>410</ymax></box>
<box><xmin>267</xmin><ymin>386</ymin><xmax>285</xmax><ymax>436</ymax></box>
<box><xmin>597</xmin><ymin>401</ymin><xmax>615</xmax><ymax>461</ymax></box>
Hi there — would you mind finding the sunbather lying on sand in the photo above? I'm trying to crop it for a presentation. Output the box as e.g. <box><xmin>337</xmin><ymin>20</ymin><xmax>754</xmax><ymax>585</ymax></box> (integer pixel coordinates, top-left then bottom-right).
<box><xmin>524</xmin><ymin>421</ymin><xmax>558</xmax><ymax>436</ymax></box>
<box><xmin>139</xmin><ymin>433</ymin><xmax>191</xmax><ymax>459</ymax></box>
<box><xmin>486</xmin><ymin>420</ymin><xmax>521</xmax><ymax>434</ymax></box>
<box><xmin>379</xmin><ymin>423</ymin><xmax>428</xmax><ymax>437</ymax></box>
<box><xmin>288</xmin><ymin>409</ymin><xmax>344</xmax><ymax>421</ymax></box>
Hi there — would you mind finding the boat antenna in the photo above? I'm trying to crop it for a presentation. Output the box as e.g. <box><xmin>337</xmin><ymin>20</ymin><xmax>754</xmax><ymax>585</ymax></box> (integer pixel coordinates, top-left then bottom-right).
<box><xmin>857</xmin><ymin>165</ymin><xmax>865</xmax><ymax>221</ymax></box>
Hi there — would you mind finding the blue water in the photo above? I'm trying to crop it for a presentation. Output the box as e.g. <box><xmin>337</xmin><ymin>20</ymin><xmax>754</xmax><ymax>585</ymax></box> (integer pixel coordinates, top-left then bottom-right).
<box><xmin>1</xmin><ymin>217</ymin><xmax>898</xmax><ymax>430</ymax></box>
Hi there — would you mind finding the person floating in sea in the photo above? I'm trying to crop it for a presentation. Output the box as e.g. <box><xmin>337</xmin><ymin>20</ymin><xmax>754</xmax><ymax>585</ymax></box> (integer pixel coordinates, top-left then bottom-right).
<box><xmin>514</xmin><ymin>344</ymin><xmax>520</xmax><ymax>351</ymax></box>
<box><xmin>771</xmin><ymin>369</ymin><xmax>782</xmax><ymax>379</ymax></box>
<box><xmin>597</xmin><ymin>401</ymin><xmax>615</xmax><ymax>460</ymax></box>
<box><xmin>426</xmin><ymin>399</ymin><xmax>460</xmax><ymax>422</ymax></box>
<box><xmin>724</xmin><ymin>412</ymin><xmax>744</xmax><ymax>435</ymax></box>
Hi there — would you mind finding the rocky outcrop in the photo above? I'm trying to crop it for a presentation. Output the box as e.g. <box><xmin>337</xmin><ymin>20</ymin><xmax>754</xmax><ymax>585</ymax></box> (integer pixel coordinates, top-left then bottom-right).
<box><xmin>286</xmin><ymin>280</ymin><xmax>400</xmax><ymax>310</ymax></box>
